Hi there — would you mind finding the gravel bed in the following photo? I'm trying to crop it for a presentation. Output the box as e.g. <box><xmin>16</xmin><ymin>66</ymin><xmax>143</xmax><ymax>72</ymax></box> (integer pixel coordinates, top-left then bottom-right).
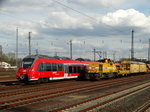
<box><xmin>59</xmin><ymin>83</ymin><xmax>150</xmax><ymax>112</ymax></box>
<box><xmin>0</xmin><ymin>75</ymin><xmax>150</xmax><ymax>112</ymax></box>
<box><xmin>45</xmin><ymin>80</ymin><xmax>149</xmax><ymax>111</ymax></box>
<box><xmin>95</xmin><ymin>87</ymin><xmax>150</xmax><ymax>112</ymax></box>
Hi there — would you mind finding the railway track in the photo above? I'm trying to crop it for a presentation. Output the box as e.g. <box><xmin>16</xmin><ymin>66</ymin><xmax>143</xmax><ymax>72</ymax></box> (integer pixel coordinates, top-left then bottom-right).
<box><xmin>0</xmin><ymin>74</ymin><xmax>148</xmax><ymax>96</ymax></box>
<box><xmin>0</xmin><ymin>79</ymin><xmax>77</xmax><ymax>90</ymax></box>
<box><xmin>0</xmin><ymin>80</ymin><xmax>89</xmax><ymax>98</ymax></box>
<box><xmin>51</xmin><ymin>82</ymin><xmax>150</xmax><ymax>112</ymax></box>
<box><xmin>0</xmin><ymin>74</ymin><xmax>149</xmax><ymax>111</ymax></box>
<box><xmin>134</xmin><ymin>101</ymin><xmax>150</xmax><ymax>112</ymax></box>
<box><xmin>0</xmin><ymin>75</ymin><xmax>148</xmax><ymax>98</ymax></box>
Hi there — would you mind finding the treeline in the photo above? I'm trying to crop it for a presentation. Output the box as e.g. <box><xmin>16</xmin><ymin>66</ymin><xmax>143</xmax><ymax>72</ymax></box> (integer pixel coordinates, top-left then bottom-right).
<box><xmin>0</xmin><ymin>53</ymin><xmax>21</xmax><ymax>66</ymax></box>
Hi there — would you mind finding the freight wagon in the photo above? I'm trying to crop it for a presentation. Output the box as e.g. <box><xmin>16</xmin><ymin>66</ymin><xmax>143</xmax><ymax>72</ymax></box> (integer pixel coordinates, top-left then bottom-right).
<box><xmin>118</xmin><ymin>61</ymin><xmax>147</xmax><ymax>76</ymax></box>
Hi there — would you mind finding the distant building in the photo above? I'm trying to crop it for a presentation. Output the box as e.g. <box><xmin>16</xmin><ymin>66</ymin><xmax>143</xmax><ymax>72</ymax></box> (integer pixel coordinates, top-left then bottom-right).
<box><xmin>0</xmin><ymin>45</ymin><xmax>2</xmax><ymax>63</ymax></box>
<box><xmin>0</xmin><ymin>62</ymin><xmax>11</xmax><ymax>69</ymax></box>
<box><xmin>0</xmin><ymin>45</ymin><xmax>2</xmax><ymax>55</ymax></box>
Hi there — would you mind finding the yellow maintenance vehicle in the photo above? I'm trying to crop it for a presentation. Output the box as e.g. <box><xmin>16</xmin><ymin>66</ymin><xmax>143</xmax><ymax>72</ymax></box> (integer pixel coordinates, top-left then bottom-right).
<box><xmin>84</xmin><ymin>59</ymin><xmax>149</xmax><ymax>80</ymax></box>
<box><xmin>117</xmin><ymin>61</ymin><xmax>147</xmax><ymax>76</ymax></box>
<box><xmin>86</xmin><ymin>59</ymin><xmax>118</xmax><ymax>80</ymax></box>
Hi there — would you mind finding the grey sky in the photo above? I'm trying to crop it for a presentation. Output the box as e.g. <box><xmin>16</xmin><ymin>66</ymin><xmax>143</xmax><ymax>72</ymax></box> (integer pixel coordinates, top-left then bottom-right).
<box><xmin>0</xmin><ymin>0</ymin><xmax>150</xmax><ymax>60</ymax></box>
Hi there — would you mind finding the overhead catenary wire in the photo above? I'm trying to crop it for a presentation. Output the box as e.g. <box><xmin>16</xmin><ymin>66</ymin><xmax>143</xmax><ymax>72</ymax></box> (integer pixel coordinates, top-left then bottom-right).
<box><xmin>51</xmin><ymin>0</ymin><xmax>95</xmax><ymax>21</ymax></box>
<box><xmin>51</xmin><ymin>0</ymin><xmax>125</xmax><ymax>33</ymax></box>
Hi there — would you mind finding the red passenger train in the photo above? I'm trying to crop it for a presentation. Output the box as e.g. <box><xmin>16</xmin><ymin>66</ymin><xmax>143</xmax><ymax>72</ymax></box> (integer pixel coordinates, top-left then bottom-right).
<box><xmin>16</xmin><ymin>55</ymin><xmax>91</xmax><ymax>83</ymax></box>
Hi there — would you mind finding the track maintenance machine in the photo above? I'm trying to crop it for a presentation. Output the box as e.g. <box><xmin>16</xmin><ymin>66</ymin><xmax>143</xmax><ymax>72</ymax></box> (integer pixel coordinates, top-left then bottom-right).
<box><xmin>85</xmin><ymin>59</ymin><xmax>118</xmax><ymax>80</ymax></box>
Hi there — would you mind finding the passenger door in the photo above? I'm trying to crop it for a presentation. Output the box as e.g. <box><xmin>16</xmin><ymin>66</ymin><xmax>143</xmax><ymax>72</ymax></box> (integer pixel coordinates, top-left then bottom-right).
<box><xmin>37</xmin><ymin>63</ymin><xmax>45</xmax><ymax>78</ymax></box>
<box><xmin>64</xmin><ymin>65</ymin><xmax>69</xmax><ymax>78</ymax></box>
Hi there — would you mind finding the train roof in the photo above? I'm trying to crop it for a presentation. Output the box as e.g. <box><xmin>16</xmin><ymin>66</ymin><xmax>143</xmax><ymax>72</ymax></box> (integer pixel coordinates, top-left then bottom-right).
<box><xmin>23</xmin><ymin>55</ymin><xmax>92</xmax><ymax>64</ymax></box>
<box><xmin>130</xmin><ymin>61</ymin><xmax>145</xmax><ymax>64</ymax></box>
<box><xmin>121</xmin><ymin>60</ymin><xmax>145</xmax><ymax>64</ymax></box>
<box><xmin>24</xmin><ymin>55</ymin><xmax>52</xmax><ymax>59</ymax></box>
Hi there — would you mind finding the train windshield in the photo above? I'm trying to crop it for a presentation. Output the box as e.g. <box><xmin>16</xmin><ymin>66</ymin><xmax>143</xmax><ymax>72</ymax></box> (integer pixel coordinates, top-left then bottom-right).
<box><xmin>22</xmin><ymin>58</ymin><xmax>35</xmax><ymax>69</ymax></box>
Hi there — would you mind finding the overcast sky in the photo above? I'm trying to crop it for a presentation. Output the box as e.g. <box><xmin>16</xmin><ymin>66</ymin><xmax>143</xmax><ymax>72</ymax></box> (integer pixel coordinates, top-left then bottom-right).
<box><xmin>0</xmin><ymin>0</ymin><xmax>150</xmax><ymax>60</ymax></box>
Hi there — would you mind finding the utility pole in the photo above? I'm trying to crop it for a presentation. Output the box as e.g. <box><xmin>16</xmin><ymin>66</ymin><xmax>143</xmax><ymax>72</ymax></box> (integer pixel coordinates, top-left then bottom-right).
<box><xmin>36</xmin><ymin>49</ymin><xmax>38</xmax><ymax>55</ymax></box>
<box><xmin>0</xmin><ymin>45</ymin><xmax>2</xmax><ymax>57</ymax></box>
<box><xmin>131</xmin><ymin>29</ymin><xmax>134</xmax><ymax>60</ymax></box>
<box><xmin>29</xmin><ymin>32</ymin><xmax>31</xmax><ymax>56</ymax></box>
<box><xmin>103</xmin><ymin>51</ymin><xmax>104</xmax><ymax>58</ymax></box>
<box><xmin>55</xmin><ymin>52</ymin><xmax>58</xmax><ymax>57</ymax></box>
<box><xmin>16</xmin><ymin>27</ymin><xmax>18</xmax><ymax>69</ymax></box>
<box><xmin>148</xmin><ymin>39</ymin><xmax>150</xmax><ymax>61</ymax></box>
<box><xmin>103</xmin><ymin>51</ymin><xmax>107</xmax><ymax>59</ymax></box>
<box><xmin>105</xmin><ymin>51</ymin><xmax>107</xmax><ymax>58</ymax></box>
<box><xmin>113</xmin><ymin>51</ymin><xmax>116</xmax><ymax>61</ymax></box>
<box><xmin>96</xmin><ymin>51</ymin><xmax>102</xmax><ymax>60</ymax></box>
<box><xmin>70</xmin><ymin>40</ymin><xmax>72</xmax><ymax>60</ymax></box>
<box><xmin>0</xmin><ymin>45</ymin><xmax>2</xmax><ymax>67</ymax></box>
<box><xmin>93</xmin><ymin>48</ymin><xmax>96</xmax><ymax>61</ymax></box>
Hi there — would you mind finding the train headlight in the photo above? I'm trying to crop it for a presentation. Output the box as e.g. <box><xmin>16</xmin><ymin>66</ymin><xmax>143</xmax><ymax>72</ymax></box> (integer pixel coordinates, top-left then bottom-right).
<box><xmin>20</xmin><ymin>75</ymin><xmax>25</xmax><ymax>79</ymax></box>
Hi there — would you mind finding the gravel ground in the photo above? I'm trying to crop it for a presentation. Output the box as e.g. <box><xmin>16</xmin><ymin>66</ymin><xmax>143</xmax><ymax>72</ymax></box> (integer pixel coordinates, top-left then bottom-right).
<box><xmin>96</xmin><ymin>87</ymin><xmax>150</xmax><ymax>112</ymax></box>
<box><xmin>146</xmin><ymin>108</ymin><xmax>150</xmax><ymax>112</ymax></box>
<box><xmin>0</xmin><ymin>71</ymin><xmax>16</xmax><ymax>80</ymax></box>
<box><xmin>0</xmin><ymin>74</ymin><xmax>149</xmax><ymax>112</ymax></box>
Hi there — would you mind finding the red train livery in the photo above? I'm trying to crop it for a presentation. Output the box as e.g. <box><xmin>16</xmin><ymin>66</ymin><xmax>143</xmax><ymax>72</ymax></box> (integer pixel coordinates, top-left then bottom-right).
<box><xmin>16</xmin><ymin>55</ymin><xmax>91</xmax><ymax>83</ymax></box>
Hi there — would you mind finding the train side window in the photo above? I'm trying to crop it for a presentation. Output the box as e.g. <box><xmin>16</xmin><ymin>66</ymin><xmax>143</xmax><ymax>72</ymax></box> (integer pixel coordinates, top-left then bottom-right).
<box><xmin>99</xmin><ymin>64</ymin><xmax>103</xmax><ymax>71</ymax></box>
<box><xmin>74</xmin><ymin>66</ymin><xmax>78</xmax><ymax>73</ymax></box>
<box><xmin>83</xmin><ymin>66</ymin><xmax>87</xmax><ymax>70</ymax></box>
<box><xmin>43</xmin><ymin>63</ymin><xmax>47</xmax><ymax>71</ymax></box>
<box><xmin>69</xmin><ymin>66</ymin><xmax>85</xmax><ymax>73</ymax></box>
<box><xmin>126</xmin><ymin>64</ymin><xmax>130</xmax><ymax>70</ymax></box>
<box><xmin>77</xmin><ymin>66</ymin><xmax>81</xmax><ymax>73</ymax></box>
<box><xmin>81</xmin><ymin>66</ymin><xmax>87</xmax><ymax>73</ymax></box>
<box><xmin>64</xmin><ymin>65</ymin><xmax>68</xmax><ymax>73</ymax></box>
<box><xmin>58</xmin><ymin>63</ymin><xmax>63</xmax><ymax>71</ymax></box>
<box><xmin>37</xmin><ymin>63</ymin><xmax>44</xmax><ymax>71</ymax></box>
<box><xmin>46</xmin><ymin>63</ymin><xmax>52</xmax><ymax>71</ymax></box>
<box><xmin>116</xmin><ymin>65</ymin><xmax>121</xmax><ymax>70</ymax></box>
<box><xmin>80</xmin><ymin>66</ymin><xmax>86</xmax><ymax>71</ymax></box>
<box><xmin>72</xmin><ymin>66</ymin><xmax>78</xmax><ymax>73</ymax></box>
<box><xmin>69</xmin><ymin>66</ymin><xmax>73</xmax><ymax>73</ymax></box>
<box><xmin>73</xmin><ymin>66</ymin><xmax>76</xmax><ymax>73</ymax></box>
<box><xmin>52</xmin><ymin>63</ymin><xmax>57</xmax><ymax>71</ymax></box>
<box><xmin>75</xmin><ymin>66</ymin><xmax>78</xmax><ymax>73</ymax></box>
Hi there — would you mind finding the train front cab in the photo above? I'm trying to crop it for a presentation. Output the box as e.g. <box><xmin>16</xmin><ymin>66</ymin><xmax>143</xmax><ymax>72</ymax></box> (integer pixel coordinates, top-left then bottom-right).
<box><xmin>87</xmin><ymin>59</ymin><xmax>118</xmax><ymax>80</ymax></box>
<box><xmin>16</xmin><ymin>57</ymin><xmax>35</xmax><ymax>83</ymax></box>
